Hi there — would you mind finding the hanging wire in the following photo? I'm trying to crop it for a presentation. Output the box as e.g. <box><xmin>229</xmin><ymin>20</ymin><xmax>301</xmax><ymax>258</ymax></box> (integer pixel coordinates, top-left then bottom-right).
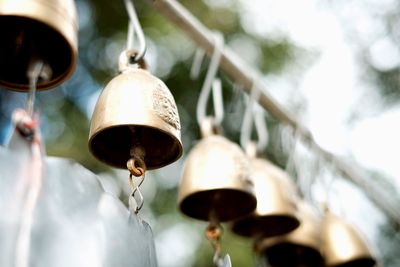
<box><xmin>240</xmin><ymin>80</ymin><xmax>268</xmax><ymax>153</ymax></box>
<box><xmin>196</xmin><ymin>32</ymin><xmax>224</xmax><ymax>126</ymax></box>
<box><xmin>123</xmin><ymin>0</ymin><xmax>146</xmax><ymax>63</ymax></box>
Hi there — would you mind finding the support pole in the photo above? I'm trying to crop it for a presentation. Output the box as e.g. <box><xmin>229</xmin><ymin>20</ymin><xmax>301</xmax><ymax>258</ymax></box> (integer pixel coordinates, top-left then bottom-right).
<box><xmin>150</xmin><ymin>0</ymin><xmax>400</xmax><ymax>225</ymax></box>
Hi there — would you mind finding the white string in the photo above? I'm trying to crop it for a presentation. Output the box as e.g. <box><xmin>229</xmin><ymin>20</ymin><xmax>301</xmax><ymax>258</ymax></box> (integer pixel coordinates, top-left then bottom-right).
<box><xmin>196</xmin><ymin>32</ymin><xmax>224</xmax><ymax>126</ymax></box>
<box><xmin>26</xmin><ymin>61</ymin><xmax>44</xmax><ymax>117</ymax></box>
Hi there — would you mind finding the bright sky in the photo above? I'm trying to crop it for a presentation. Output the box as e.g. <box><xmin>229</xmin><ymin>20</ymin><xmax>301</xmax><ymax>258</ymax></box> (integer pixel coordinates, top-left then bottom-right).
<box><xmin>241</xmin><ymin>0</ymin><xmax>399</xmax><ymax>175</ymax></box>
<box><xmin>238</xmin><ymin>0</ymin><xmax>400</xmax><ymax>249</ymax></box>
<box><xmin>240</xmin><ymin>0</ymin><xmax>399</xmax><ymax>171</ymax></box>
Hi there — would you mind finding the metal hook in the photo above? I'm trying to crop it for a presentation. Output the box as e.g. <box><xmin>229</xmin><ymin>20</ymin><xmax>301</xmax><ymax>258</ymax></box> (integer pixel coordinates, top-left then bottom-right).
<box><xmin>196</xmin><ymin>32</ymin><xmax>224</xmax><ymax>126</ymax></box>
<box><xmin>211</xmin><ymin>78</ymin><xmax>224</xmax><ymax>126</ymax></box>
<box><xmin>128</xmin><ymin>173</ymin><xmax>145</xmax><ymax>214</ymax></box>
<box><xmin>123</xmin><ymin>0</ymin><xmax>146</xmax><ymax>63</ymax></box>
<box><xmin>240</xmin><ymin>80</ymin><xmax>268</xmax><ymax>154</ymax></box>
<box><xmin>190</xmin><ymin>48</ymin><xmax>206</xmax><ymax>80</ymax></box>
<box><xmin>127</xmin><ymin>148</ymin><xmax>146</xmax><ymax>214</ymax></box>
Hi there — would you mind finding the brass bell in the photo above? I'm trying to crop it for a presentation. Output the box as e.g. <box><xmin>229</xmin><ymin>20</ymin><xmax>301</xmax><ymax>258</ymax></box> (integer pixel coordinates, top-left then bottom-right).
<box><xmin>0</xmin><ymin>0</ymin><xmax>78</xmax><ymax>91</ymax></box>
<box><xmin>232</xmin><ymin>143</ymin><xmax>300</xmax><ymax>238</ymax></box>
<box><xmin>321</xmin><ymin>210</ymin><xmax>376</xmax><ymax>267</ymax></box>
<box><xmin>89</xmin><ymin>50</ymin><xmax>183</xmax><ymax>170</ymax></box>
<box><xmin>178</xmin><ymin>117</ymin><xmax>257</xmax><ymax>222</ymax></box>
<box><xmin>254</xmin><ymin>202</ymin><xmax>324</xmax><ymax>267</ymax></box>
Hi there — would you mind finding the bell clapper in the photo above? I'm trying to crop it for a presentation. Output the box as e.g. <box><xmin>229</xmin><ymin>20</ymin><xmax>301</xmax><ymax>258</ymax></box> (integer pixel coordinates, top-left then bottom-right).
<box><xmin>205</xmin><ymin>220</ymin><xmax>232</xmax><ymax>267</ymax></box>
<box><xmin>127</xmin><ymin>146</ymin><xmax>147</xmax><ymax>214</ymax></box>
<box><xmin>206</xmin><ymin>221</ymin><xmax>223</xmax><ymax>267</ymax></box>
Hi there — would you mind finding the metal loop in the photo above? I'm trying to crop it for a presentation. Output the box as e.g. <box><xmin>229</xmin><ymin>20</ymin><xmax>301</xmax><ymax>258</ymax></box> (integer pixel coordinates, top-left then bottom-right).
<box><xmin>119</xmin><ymin>50</ymin><xmax>147</xmax><ymax>72</ymax></box>
<box><xmin>127</xmin><ymin>157</ymin><xmax>146</xmax><ymax>177</ymax></box>
<box><xmin>12</xmin><ymin>109</ymin><xmax>38</xmax><ymax>141</ymax></box>
<box><xmin>123</xmin><ymin>0</ymin><xmax>146</xmax><ymax>63</ymax></box>
<box><xmin>196</xmin><ymin>32</ymin><xmax>224</xmax><ymax>126</ymax></box>
<box><xmin>240</xmin><ymin>80</ymin><xmax>268</xmax><ymax>154</ymax></box>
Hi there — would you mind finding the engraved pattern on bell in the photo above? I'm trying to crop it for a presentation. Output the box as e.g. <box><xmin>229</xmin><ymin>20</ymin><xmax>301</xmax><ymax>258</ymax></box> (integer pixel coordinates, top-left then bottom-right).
<box><xmin>152</xmin><ymin>83</ymin><xmax>180</xmax><ymax>131</ymax></box>
<box><xmin>233</xmin><ymin>154</ymin><xmax>253</xmax><ymax>187</ymax></box>
<box><xmin>88</xmin><ymin>67</ymin><xmax>183</xmax><ymax>169</ymax></box>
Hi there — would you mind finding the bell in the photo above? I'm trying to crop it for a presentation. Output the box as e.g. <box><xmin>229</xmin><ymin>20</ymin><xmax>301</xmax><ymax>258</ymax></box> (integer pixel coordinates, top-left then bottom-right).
<box><xmin>89</xmin><ymin>52</ymin><xmax>183</xmax><ymax>170</ymax></box>
<box><xmin>0</xmin><ymin>0</ymin><xmax>78</xmax><ymax>91</ymax></box>
<box><xmin>178</xmin><ymin>117</ymin><xmax>256</xmax><ymax>222</ymax></box>
<box><xmin>321</xmin><ymin>210</ymin><xmax>376</xmax><ymax>267</ymax></box>
<box><xmin>232</xmin><ymin>146</ymin><xmax>300</xmax><ymax>237</ymax></box>
<box><xmin>254</xmin><ymin>202</ymin><xmax>324</xmax><ymax>267</ymax></box>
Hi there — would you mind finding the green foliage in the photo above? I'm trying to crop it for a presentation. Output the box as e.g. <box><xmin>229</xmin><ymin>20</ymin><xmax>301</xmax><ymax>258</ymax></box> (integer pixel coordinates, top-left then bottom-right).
<box><xmin>372</xmin><ymin>67</ymin><xmax>400</xmax><ymax>106</ymax></box>
<box><xmin>44</xmin><ymin>98</ymin><xmax>110</xmax><ymax>173</ymax></box>
<box><xmin>259</xmin><ymin>39</ymin><xmax>294</xmax><ymax>74</ymax></box>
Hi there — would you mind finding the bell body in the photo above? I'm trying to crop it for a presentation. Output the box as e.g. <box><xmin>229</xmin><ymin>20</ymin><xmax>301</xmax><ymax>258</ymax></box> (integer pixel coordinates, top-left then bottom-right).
<box><xmin>178</xmin><ymin>135</ymin><xmax>256</xmax><ymax>222</ymax></box>
<box><xmin>321</xmin><ymin>211</ymin><xmax>376</xmax><ymax>267</ymax></box>
<box><xmin>255</xmin><ymin>202</ymin><xmax>324</xmax><ymax>267</ymax></box>
<box><xmin>232</xmin><ymin>158</ymin><xmax>300</xmax><ymax>238</ymax></box>
<box><xmin>0</xmin><ymin>0</ymin><xmax>78</xmax><ymax>90</ymax></box>
<box><xmin>89</xmin><ymin>67</ymin><xmax>182</xmax><ymax>170</ymax></box>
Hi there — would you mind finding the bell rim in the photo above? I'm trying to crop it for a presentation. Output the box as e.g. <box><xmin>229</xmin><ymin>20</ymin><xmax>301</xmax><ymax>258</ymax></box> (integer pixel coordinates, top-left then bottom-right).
<box><xmin>327</xmin><ymin>257</ymin><xmax>376</xmax><ymax>267</ymax></box>
<box><xmin>178</xmin><ymin>188</ymin><xmax>257</xmax><ymax>222</ymax></box>
<box><xmin>88</xmin><ymin>123</ymin><xmax>183</xmax><ymax>170</ymax></box>
<box><xmin>0</xmin><ymin>15</ymin><xmax>77</xmax><ymax>91</ymax></box>
<box><xmin>258</xmin><ymin>242</ymin><xmax>325</xmax><ymax>267</ymax></box>
<box><xmin>232</xmin><ymin>213</ymin><xmax>300</xmax><ymax>238</ymax></box>
<box><xmin>255</xmin><ymin>239</ymin><xmax>323</xmax><ymax>257</ymax></box>
<box><xmin>322</xmin><ymin>212</ymin><xmax>376</xmax><ymax>267</ymax></box>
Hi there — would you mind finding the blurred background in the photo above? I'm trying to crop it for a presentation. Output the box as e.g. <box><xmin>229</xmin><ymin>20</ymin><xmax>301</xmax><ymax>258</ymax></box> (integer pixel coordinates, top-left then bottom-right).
<box><xmin>1</xmin><ymin>0</ymin><xmax>400</xmax><ymax>266</ymax></box>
